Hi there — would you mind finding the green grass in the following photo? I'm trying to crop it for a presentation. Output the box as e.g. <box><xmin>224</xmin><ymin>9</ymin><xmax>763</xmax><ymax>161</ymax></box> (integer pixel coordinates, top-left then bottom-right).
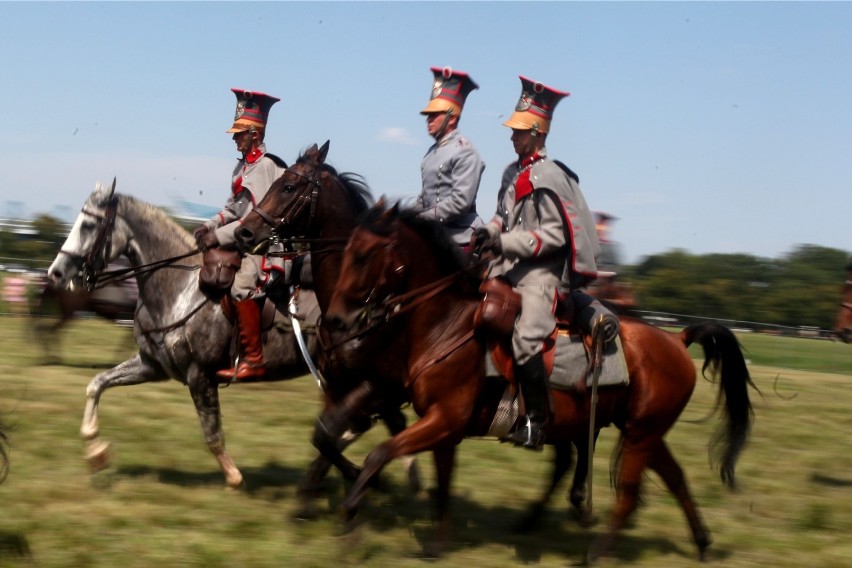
<box><xmin>1</xmin><ymin>316</ymin><xmax>851</xmax><ymax>567</ymax></box>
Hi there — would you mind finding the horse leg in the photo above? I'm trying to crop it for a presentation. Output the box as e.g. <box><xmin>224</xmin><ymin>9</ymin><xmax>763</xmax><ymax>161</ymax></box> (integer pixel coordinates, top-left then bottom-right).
<box><xmin>80</xmin><ymin>354</ymin><xmax>168</xmax><ymax>473</ymax></box>
<box><xmin>586</xmin><ymin>433</ymin><xmax>654</xmax><ymax>565</ymax></box>
<box><xmin>516</xmin><ymin>441</ymin><xmax>574</xmax><ymax>533</ymax></box>
<box><xmin>310</xmin><ymin>382</ymin><xmax>377</xmax><ymax>482</ymax></box>
<box><xmin>648</xmin><ymin>440</ymin><xmax>712</xmax><ymax>560</ymax></box>
<box><xmin>570</xmin><ymin>431</ymin><xmax>601</xmax><ymax>528</ymax></box>
<box><xmin>186</xmin><ymin>370</ymin><xmax>243</xmax><ymax>490</ymax></box>
<box><xmin>422</xmin><ymin>443</ymin><xmax>457</xmax><ymax>558</ymax></box>
<box><xmin>380</xmin><ymin>403</ymin><xmax>422</xmax><ymax>494</ymax></box>
<box><xmin>340</xmin><ymin>406</ymin><xmax>463</xmax><ymax>527</ymax></box>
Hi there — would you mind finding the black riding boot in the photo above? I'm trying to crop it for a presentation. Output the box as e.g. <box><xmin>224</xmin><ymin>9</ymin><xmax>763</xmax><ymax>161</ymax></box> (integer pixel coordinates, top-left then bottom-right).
<box><xmin>501</xmin><ymin>352</ymin><xmax>551</xmax><ymax>450</ymax></box>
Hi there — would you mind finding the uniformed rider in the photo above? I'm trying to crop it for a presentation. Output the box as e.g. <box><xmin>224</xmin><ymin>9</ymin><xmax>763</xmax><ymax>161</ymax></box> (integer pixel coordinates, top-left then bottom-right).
<box><xmin>472</xmin><ymin>76</ymin><xmax>600</xmax><ymax>450</ymax></box>
<box><xmin>416</xmin><ymin>66</ymin><xmax>485</xmax><ymax>250</ymax></box>
<box><xmin>193</xmin><ymin>88</ymin><xmax>288</xmax><ymax>381</ymax></box>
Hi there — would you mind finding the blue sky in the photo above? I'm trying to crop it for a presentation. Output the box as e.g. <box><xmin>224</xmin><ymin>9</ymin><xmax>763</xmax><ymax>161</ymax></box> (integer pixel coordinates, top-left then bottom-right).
<box><xmin>2</xmin><ymin>1</ymin><xmax>850</xmax><ymax>264</ymax></box>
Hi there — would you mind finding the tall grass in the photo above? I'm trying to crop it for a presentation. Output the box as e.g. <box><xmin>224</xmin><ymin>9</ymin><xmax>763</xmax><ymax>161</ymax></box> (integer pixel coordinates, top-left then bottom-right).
<box><xmin>0</xmin><ymin>316</ymin><xmax>850</xmax><ymax>567</ymax></box>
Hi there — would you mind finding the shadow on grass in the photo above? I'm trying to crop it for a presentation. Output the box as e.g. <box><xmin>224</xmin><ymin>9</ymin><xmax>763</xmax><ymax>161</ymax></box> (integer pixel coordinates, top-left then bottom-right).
<box><xmin>108</xmin><ymin>460</ymin><xmax>729</xmax><ymax>564</ymax></box>
<box><xmin>315</xmin><ymin>480</ymin><xmax>723</xmax><ymax>565</ymax></box>
<box><xmin>0</xmin><ymin>531</ymin><xmax>32</xmax><ymax>562</ymax></box>
<box><xmin>811</xmin><ymin>472</ymin><xmax>852</xmax><ymax>488</ymax></box>
<box><xmin>114</xmin><ymin>459</ymin><xmax>305</xmax><ymax>493</ymax></box>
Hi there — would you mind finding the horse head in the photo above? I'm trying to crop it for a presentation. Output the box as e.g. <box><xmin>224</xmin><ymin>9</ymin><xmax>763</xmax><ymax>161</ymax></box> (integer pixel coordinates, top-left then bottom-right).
<box><xmin>325</xmin><ymin>200</ymin><xmax>475</xmax><ymax>366</ymax></box>
<box><xmin>236</xmin><ymin>141</ymin><xmax>331</xmax><ymax>254</ymax></box>
<box><xmin>48</xmin><ymin>179</ymin><xmax>125</xmax><ymax>291</ymax></box>
<box><xmin>834</xmin><ymin>276</ymin><xmax>852</xmax><ymax>343</ymax></box>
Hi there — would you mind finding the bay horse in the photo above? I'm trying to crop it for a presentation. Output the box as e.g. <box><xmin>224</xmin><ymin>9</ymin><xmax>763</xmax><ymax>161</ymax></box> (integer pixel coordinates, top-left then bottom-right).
<box><xmin>46</xmin><ymin>180</ymin><xmax>334</xmax><ymax>489</ymax></box>
<box><xmin>833</xmin><ymin>263</ymin><xmax>852</xmax><ymax>343</ymax></box>
<box><xmin>30</xmin><ymin>265</ymin><xmax>137</xmax><ymax>363</ymax></box>
<box><xmin>235</xmin><ymin>142</ymin><xmax>432</xmax><ymax>516</ymax></box>
<box><xmin>323</xmin><ymin>203</ymin><xmax>756</xmax><ymax>563</ymax></box>
<box><xmin>236</xmin><ymin>142</ymin><xmax>604</xmax><ymax>528</ymax></box>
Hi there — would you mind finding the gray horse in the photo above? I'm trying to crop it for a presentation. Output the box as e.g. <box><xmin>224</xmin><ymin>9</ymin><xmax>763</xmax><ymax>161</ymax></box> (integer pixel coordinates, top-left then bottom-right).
<box><xmin>47</xmin><ymin>180</ymin><xmax>318</xmax><ymax>488</ymax></box>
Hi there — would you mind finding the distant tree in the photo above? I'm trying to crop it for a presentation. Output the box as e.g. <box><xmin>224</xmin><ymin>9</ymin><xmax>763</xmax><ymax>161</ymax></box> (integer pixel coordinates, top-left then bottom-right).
<box><xmin>629</xmin><ymin>245</ymin><xmax>849</xmax><ymax>329</ymax></box>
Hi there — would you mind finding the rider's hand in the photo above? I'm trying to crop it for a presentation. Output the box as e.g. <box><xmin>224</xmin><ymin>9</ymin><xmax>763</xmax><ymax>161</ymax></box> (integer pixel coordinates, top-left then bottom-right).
<box><xmin>198</xmin><ymin>230</ymin><xmax>219</xmax><ymax>252</ymax></box>
<box><xmin>470</xmin><ymin>227</ymin><xmax>501</xmax><ymax>257</ymax></box>
<box><xmin>192</xmin><ymin>225</ymin><xmax>210</xmax><ymax>245</ymax></box>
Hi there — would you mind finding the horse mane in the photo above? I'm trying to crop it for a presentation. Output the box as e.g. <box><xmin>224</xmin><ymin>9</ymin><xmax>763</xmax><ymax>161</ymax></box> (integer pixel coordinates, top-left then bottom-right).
<box><xmin>359</xmin><ymin>204</ymin><xmax>481</xmax><ymax>291</ymax></box>
<box><xmin>114</xmin><ymin>193</ymin><xmax>195</xmax><ymax>250</ymax></box>
<box><xmin>294</xmin><ymin>151</ymin><xmax>374</xmax><ymax>215</ymax></box>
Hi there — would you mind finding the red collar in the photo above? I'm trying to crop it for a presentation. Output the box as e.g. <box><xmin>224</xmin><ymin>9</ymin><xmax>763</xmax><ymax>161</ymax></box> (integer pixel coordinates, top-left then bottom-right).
<box><xmin>519</xmin><ymin>152</ymin><xmax>543</xmax><ymax>169</ymax></box>
<box><xmin>245</xmin><ymin>147</ymin><xmax>264</xmax><ymax>164</ymax></box>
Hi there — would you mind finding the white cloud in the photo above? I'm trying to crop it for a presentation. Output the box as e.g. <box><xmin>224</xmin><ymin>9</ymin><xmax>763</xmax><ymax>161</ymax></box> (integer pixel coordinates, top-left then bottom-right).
<box><xmin>377</xmin><ymin>127</ymin><xmax>418</xmax><ymax>146</ymax></box>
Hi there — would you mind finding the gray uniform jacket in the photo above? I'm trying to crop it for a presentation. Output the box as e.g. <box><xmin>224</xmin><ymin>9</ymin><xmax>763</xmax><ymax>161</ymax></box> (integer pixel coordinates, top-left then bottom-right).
<box><xmin>485</xmin><ymin>149</ymin><xmax>600</xmax><ymax>363</ymax></box>
<box><xmin>203</xmin><ymin>144</ymin><xmax>287</xmax><ymax>300</ymax></box>
<box><xmin>417</xmin><ymin>129</ymin><xmax>485</xmax><ymax>247</ymax></box>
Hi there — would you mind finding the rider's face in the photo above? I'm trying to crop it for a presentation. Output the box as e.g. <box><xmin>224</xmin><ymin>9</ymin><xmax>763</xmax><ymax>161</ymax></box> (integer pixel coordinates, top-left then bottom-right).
<box><xmin>232</xmin><ymin>130</ymin><xmax>256</xmax><ymax>155</ymax></box>
<box><xmin>511</xmin><ymin>128</ymin><xmax>542</xmax><ymax>159</ymax></box>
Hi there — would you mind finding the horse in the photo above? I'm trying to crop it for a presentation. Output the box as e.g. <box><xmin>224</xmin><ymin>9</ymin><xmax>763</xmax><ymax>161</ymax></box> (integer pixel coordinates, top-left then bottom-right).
<box><xmin>46</xmin><ymin>180</ymin><xmax>327</xmax><ymax>489</ymax></box>
<box><xmin>0</xmin><ymin>418</ymin><xmax>8</xmax><ymax>484</ymax></box>
<box><xmin>235</xmin><ymin>142</ymin><xmax>431</xmax><ymax>517</ymax></box>
<box><xmin>833</xmin><ymin>264</ymin><xmax>852</xmax><ymax>343</ymax></box>
<box><xmin>236</xmin><ymin>142</ymin><xmax>603</xmax><ymax>528</ymax></box>
<box><xmin>323</xmin><ymin>203</ymin><xmax>756</xmax><ymax>563</ymax></box>
<box><xmin>30</xmin><ymin>264</ymin><xmax>137</xmax><ymax>363</ymax></box>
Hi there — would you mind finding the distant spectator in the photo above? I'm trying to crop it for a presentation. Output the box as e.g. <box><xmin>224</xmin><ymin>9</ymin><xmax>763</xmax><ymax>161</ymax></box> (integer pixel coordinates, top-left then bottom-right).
<box><xmin>3</xmin><ymin>274</ymin><xmax>31</xmax><ymax>316</ymax></box>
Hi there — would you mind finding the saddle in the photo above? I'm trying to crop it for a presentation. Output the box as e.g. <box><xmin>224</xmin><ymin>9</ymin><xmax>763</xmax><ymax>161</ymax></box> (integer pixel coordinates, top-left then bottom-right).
<box><xmin>475</xmin><ymin>279</ymin><xmax>622</xmax><ymax>386</ymax></box>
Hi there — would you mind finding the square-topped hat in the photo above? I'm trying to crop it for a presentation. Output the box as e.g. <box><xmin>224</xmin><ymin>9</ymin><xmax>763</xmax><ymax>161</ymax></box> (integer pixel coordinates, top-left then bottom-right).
<box><xmin>503</xmin><ymin>76</ymin><xmax>569</xmax><ymax>133</ymax></box>
<box><xmin>226</xmin><ymin>88</ymin><xmax>281</xmax><ymax>133</ymax></box>
<box><xmin>420</xmin><ymin>67</ymin><xmax>479</xmax><ymax>116</ymax></box>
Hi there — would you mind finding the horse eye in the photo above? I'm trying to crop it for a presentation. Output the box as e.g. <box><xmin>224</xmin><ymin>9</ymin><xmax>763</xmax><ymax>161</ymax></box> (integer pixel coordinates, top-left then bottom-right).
<box><xmin>283</xmin><ymin>185</ymin><xmax>296</xmax><ymax>193</ymax></box>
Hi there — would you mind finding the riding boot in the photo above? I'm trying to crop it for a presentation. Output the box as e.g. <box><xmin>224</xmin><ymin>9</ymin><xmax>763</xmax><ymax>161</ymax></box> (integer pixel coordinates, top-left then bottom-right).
<box><xmin>216</xmin><ymin>299</ymin><xmax>267</xmax><ymax>381</ymax></box>
<box><xmin>501</xmin><ymin>352</ymin><xmax>551</xmax><ymax>450</ymax></box>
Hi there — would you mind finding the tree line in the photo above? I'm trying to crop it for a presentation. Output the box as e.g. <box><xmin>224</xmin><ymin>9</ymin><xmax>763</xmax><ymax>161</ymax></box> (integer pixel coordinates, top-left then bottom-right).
<box><xmin>2</xmin><ymin>215</ymin><xmax>849</xmax><ymax>330</ymax></box>
<box><xmin>622</xmin><ymin>244</ymin><xmax>850</xmax><ymax>331</ymax></box>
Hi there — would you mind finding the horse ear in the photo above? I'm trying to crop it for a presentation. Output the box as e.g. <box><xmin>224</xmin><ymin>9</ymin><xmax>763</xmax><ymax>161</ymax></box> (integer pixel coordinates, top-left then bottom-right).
<box><xmin>304</xmin><ymin>143</ymin><xmax>319</xmax><ymax>161</ymax></box>
<box><xmin>108</xmin><ymin>177</ymin><xmax>117</xmax><ymax>199</ymax></box>
<box><xmin>317</xmin><ymin>140</ymin><xmax>330</xmax><ymax>164</ymax></box>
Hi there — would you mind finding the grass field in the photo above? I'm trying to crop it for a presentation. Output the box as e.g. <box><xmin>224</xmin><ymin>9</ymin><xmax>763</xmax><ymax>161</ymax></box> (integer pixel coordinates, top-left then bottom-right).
<box><xmin>0</xmin><ymin>316</ymin><xmax>850</xmax><ymax>567</ymax></box>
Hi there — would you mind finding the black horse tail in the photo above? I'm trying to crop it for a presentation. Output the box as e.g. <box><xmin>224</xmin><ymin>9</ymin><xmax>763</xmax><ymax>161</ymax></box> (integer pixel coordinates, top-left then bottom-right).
<box><xmin>0</xmin><ymin>420</ymin><xmax>9</xmax><ymax>484</ymax></box>
<box><xmin>681</xmin><ymin>322</ymin><xmax>757</xmax><ymax>490</ymax></box>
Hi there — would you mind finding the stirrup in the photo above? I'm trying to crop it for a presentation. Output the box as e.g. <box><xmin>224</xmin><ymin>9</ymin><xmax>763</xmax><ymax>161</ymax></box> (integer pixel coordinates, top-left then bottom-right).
<box><xmin>500</xmin><ymin>417</ymin><xmax>545</xmax><ymax>451</ymax></box>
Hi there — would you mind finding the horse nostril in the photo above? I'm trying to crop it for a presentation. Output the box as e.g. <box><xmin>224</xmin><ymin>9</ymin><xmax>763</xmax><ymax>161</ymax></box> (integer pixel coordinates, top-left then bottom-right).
<box><xmin>236</xmin><ymin>227</ymin><xmax>253</xmax><ymax>245</ymax></box>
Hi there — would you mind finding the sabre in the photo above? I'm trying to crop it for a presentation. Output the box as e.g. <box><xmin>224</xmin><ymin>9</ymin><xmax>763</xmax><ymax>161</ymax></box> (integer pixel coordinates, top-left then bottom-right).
<box><xmin>289</xmin><ymin>290</ymin><xmax>326</xmax><ymax>392</ymax></box>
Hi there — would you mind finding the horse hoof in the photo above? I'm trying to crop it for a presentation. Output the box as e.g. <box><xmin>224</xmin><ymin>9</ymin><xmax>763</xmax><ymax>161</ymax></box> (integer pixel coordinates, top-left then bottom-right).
<box><xmin>292</xmin><ymin>508</ymin><xmax>318</xmax><ymax>522</ymax></box>
<box><xmin>85</xmin><ymin>441</ymin><xmax>111</xmax><ymax>473</ymax></box>
<box><xmin>577</xmin><ymin>512</ymin><xmax>599</xmax><ymax>528</ymax></box>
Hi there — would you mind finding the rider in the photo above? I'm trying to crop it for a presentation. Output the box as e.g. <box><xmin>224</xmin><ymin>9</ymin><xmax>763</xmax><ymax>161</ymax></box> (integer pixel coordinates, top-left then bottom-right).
<box><xmin>416</xmin><ymin>67</ymin><xmax>485</xmax><ymax>251</ymax></box>
<box><xmin>193</xmin><ymin>88</ymin><xmax>287</xmax><ymax>381</ymax></box>
<box><xmin>471</xmin><ymin>76</ymin><xmax>600</xmax><ymax>450</ymax></box>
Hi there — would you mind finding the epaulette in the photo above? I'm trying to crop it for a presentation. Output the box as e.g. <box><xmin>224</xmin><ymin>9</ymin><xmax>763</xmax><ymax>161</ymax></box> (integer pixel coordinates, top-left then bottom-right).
<box><xmin>553</xmin><ymin>160</ymin><xmax>580</xmax><ymax>184</ymax></box>
<box><xmin>265</xmin><ymin>153</ymin><xmax>288</xmax><ymax>168</ymax></box>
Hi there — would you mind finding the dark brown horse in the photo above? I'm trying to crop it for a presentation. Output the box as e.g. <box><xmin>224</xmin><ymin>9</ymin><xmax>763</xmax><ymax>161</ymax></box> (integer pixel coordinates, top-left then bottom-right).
<box><xmin>30</xmin><ymin>265</ymin><xmax>137</xmax><ymax>363</ymax></box>
<box><xmin>236</xmin><ymin>142</ymin><xmax>597</xmax><ymax>523</ymax></box>
<box><xmin>323</xmin><ymin>203</ymin><xmax>756</xmax><ymax>563</ymax></box>
<box><xmin>235</xmin><ymin>142</ymin><xmax>424</xmax><ymax>514</ymax></box>
<box><xmin>833</xmin><ymin>264</ymin><xmax>852</xmax><ymax>343</ymax></box>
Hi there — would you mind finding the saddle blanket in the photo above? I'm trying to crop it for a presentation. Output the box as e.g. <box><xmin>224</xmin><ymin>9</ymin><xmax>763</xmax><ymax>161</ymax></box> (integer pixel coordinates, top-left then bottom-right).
<box><xmin>485</xmin><ymin>331</ymin><xmax>629</xmax><ymax>392</ymax></box>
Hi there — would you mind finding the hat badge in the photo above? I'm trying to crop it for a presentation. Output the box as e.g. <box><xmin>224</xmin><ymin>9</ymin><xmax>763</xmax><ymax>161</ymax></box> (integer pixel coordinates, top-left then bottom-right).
<box><xmin>234</xmin><ymin>100</ymin><xmax>246</xmax><ymax>120</ymax></box>
<box><xmin>516</xmin><ymin>95</ymin><xmax>531</xmax><ymax>112</ymax></box>
<box><xmin>431</xmin><ymin>78</ymin><xmax>444</xmax><ymax>100</ymax></box>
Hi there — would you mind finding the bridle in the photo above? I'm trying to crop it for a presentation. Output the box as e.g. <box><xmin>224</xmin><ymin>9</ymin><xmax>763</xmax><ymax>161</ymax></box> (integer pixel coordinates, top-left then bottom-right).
<box><xmin>58</xmin><ymin>189</ymin><xmax>199</xmax><ymax>292</ymax></box>
<box><xmin>57</xmin><ymin>195</ymin><xmax>119</xmax><ymax>292</ymax></box>
<box><xmin>329</xmin><ymin>228</ymin><xmax>462</xmax><ymax>348</ymax></box>
<box><xmin>250</xmin><ymin>164</ymin><xmax>323</xmax><ymax>240</ymax></box>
